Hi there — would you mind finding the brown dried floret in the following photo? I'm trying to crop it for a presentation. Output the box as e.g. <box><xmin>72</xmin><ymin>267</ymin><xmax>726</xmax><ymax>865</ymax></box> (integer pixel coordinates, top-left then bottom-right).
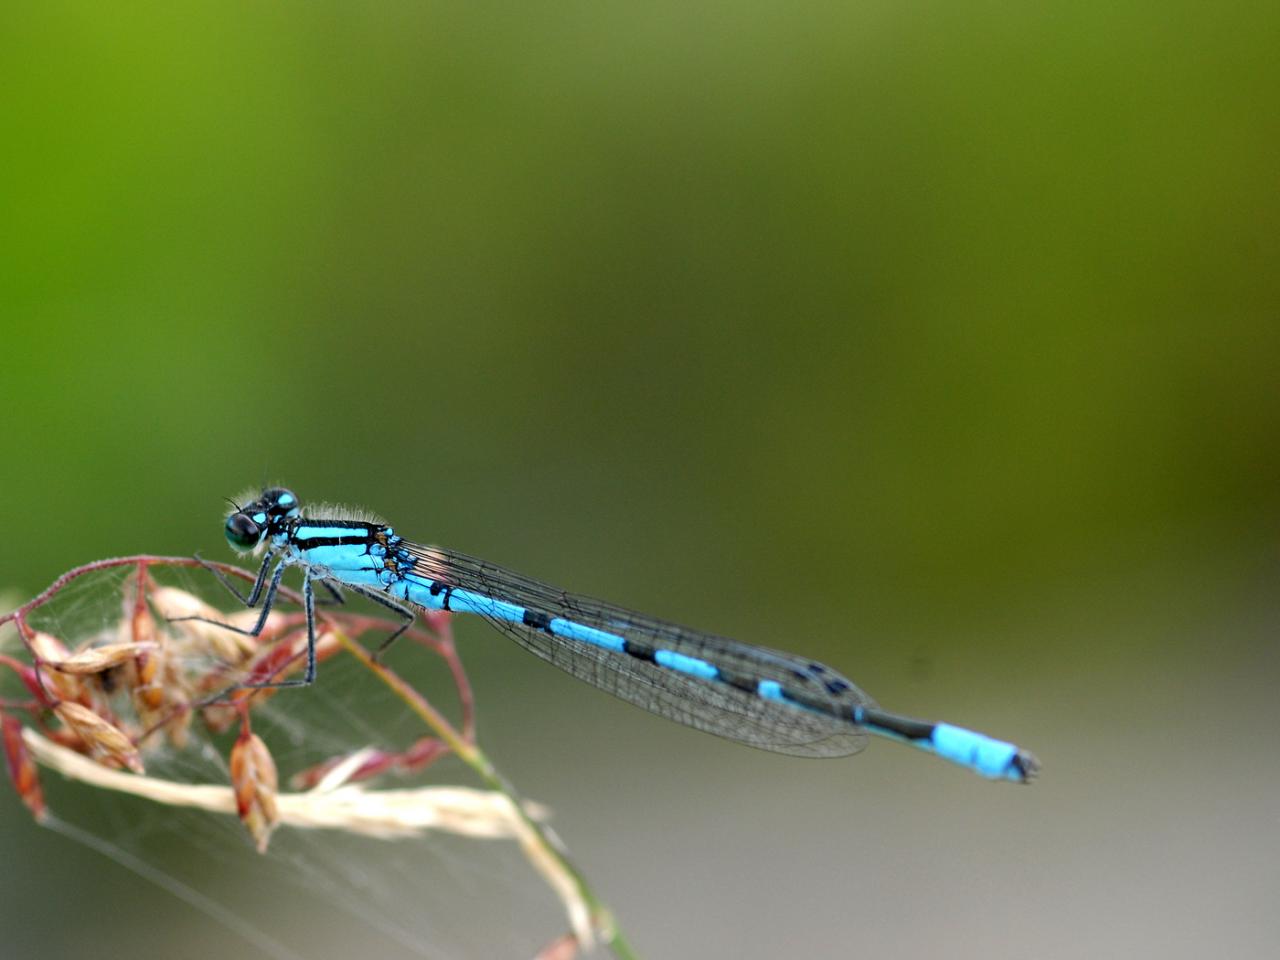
<box><xmin>2</xmin><ymin>713</ymin><xmax>46</xmax><ymax>822</ymax></box>
<box><xmin>22</xmin><ymin>628</ymin><xmax>91</xmax><ymax>704</ymax></box>
<box><xmin>230</xmin><ymin>723</ymin><xmax>280</xmax><ymax>853</ymax></box>
<box><xmin>43</xmin><ymin>641</ymin><xmax>157</xmax><ymax>676</ymax></box>
<box><xmin>53</xmin><ymin>701</ymin><xmax>145</xmax><ymax>774</ymax></box>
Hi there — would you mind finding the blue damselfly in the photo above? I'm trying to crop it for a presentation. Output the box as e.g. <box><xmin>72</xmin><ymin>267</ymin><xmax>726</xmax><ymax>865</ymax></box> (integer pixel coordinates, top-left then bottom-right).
<box><xmin>185</xmin><ymin>488</ymin><xmax>1039</xmax><ymax>783</ymax></box>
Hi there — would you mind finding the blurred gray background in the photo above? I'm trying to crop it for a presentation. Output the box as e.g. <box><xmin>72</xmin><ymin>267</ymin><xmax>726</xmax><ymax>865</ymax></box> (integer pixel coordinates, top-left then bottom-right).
<box><xmin>2</xmin><ymin>2</ymin><xmax>1278</xmax><ymax>958</ymax></box>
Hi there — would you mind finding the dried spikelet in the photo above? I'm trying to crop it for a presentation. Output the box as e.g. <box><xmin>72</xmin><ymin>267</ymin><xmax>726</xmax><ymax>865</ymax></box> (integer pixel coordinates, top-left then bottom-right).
<box><xmin>150</xmin><ymin>587</ymin><xmax>259</xmax><ymax>663</ymax></box>
<box><xmin>230</xmin><ymin>725</ymin><xmax>279</xmax><ymax>853</ymax></box>
<box><xmin>53</xmin><ymin>701</ymin><xmax>145</xmax><ymax>774</ymax></box>
<box><xmin>22</xmin><ymin>628</ymin><xmax>90</xmax><ymax>703</ymax></box>
<box><xmin>2</xmin><ymin>713</ymin><xmax>45</xmax><ymax>822</ymax></box>
<box><xmin>43</xmin><ymin>642</ymin><xmax>157</xmax><ymax>676</ymax></box>
<box><xmin>21</xmin><ymin>626</ymin><xmax>69</xmax><ymax>660</ymax></box>
<box><xmin>128</xmin><ymin>642</ymin><xmax>165</xmax><ymax>710</ymax></box>
<box><xmin>158</xmin><ymin>653</ymin><xmax>194</xmax><ymax>749</ymax></box>
<box><xmin>129</xmin><ymin>587</ymin><xmax>157</xmax><ymax>644</ymax></box>
<box><xmin>127</xmin><ymin>644</ymin><xmax>193</xmax><ymax>748</ymax></box>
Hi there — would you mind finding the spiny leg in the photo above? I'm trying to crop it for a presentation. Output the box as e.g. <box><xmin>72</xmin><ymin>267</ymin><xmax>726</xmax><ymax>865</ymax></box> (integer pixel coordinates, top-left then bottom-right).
<box><xmin>192</xmin><ymin>551</ymin><xmax>275</xmax><ymax>607</ymax></box>
<box><xmin>169</xmin><ymin>558</ymin><xmax>287</xmax><ymax>639</ymax></box>
<box><xmin>339</xmin><ymin>583</ymin><xmax>416</xmax><ymax>661</ymax></box>
<box><xmin>171</xmin><ymin>559</ymin><xmax>309</xmax><ymax>696</ymax></box>
<box><xmin>240</xmin><ymin>574</ymin><xmax>318</xmax><ymax>690</ymax></box>
<box><xmin>314</xmin><ymin>580</ymin><xmax>345</xmax><ymax>607</ymax></box>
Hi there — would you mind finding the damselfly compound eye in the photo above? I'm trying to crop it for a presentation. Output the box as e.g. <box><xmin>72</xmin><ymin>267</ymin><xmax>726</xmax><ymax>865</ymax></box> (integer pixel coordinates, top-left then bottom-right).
<box><xmin>225</xmin><ymin>513</ymin><xmax>262</xmax><ymax>550</ymax></box>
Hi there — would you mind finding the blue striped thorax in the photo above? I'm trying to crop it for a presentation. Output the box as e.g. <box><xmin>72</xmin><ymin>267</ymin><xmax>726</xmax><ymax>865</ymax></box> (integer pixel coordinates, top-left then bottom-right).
<box><xmin>288</xmin><ymin>522</ymin><xmax>421</xmax><ymax>589</ymax></box>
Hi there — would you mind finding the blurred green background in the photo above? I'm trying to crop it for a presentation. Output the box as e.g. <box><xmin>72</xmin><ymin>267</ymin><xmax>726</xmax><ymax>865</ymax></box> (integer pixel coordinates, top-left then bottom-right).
<box><xmin>2</xmin><ymin>2</ymin><xmax>1278</xmax><ymax>958</ymax></box>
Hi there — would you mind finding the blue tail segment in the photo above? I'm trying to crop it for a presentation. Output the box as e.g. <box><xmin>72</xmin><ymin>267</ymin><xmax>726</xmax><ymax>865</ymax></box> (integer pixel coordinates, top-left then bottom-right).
<box><xmin>852</xmin><ymin>707</ymin><xmax>1039</xmax><ymax>782</ymax></box>
<box><xmin>929</xmin><ymin>723</ymin><xmax>1035</xmax><ymax>782</ymax></box>
<box><xmin>214</xmin><ymin>488</ymin><xmax>1041</xmax><ymax>783</ymax></box>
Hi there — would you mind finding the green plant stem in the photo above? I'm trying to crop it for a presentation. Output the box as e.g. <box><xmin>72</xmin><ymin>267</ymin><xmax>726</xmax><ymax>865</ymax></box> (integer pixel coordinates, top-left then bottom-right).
<box><xmin>333</xmin><ymin>626</ymin><xmax>640</xmax><ymax>960</ymax></box>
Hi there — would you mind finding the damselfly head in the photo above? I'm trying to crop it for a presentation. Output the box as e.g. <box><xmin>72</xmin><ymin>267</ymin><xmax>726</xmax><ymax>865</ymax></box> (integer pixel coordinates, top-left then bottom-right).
<box><xmin>224</xmin><ymin>488</ymin><xmax>301</xmax><ymax>553</ymax></box>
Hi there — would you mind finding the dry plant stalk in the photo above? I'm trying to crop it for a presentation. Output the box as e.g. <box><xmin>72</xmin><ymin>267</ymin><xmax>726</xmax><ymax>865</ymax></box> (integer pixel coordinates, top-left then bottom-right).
<box><xmin>24</xmin><ymin>727</ymin><xmax>548</xmax><ymax>841</ymax></box>
<box><xmin>0</xmin><ymin>555</ymin><xmax>631</xmax><ymax>959</ymax></box>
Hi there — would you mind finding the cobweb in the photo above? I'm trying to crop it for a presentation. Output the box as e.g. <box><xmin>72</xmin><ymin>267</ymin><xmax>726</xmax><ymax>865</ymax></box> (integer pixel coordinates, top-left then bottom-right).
<box><xmin>0</xmin><ymin>558</ymin><xmax>609</xmax><ymax>960</ymax></box>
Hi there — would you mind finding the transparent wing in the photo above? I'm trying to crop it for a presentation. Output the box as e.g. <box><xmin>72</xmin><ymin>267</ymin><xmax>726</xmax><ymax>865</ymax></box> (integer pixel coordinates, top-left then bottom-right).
<box><xmin>406</xmin><ymin>544</ymin><xmax>877</xmax><ymax>758</ymax></box>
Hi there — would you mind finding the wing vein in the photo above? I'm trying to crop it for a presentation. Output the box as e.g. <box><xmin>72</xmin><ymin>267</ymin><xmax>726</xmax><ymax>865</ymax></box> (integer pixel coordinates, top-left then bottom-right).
<box><xmin>406</xmin><ymin>543</ymin><xmax>876</xmax><ymax>757</ymax></box>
